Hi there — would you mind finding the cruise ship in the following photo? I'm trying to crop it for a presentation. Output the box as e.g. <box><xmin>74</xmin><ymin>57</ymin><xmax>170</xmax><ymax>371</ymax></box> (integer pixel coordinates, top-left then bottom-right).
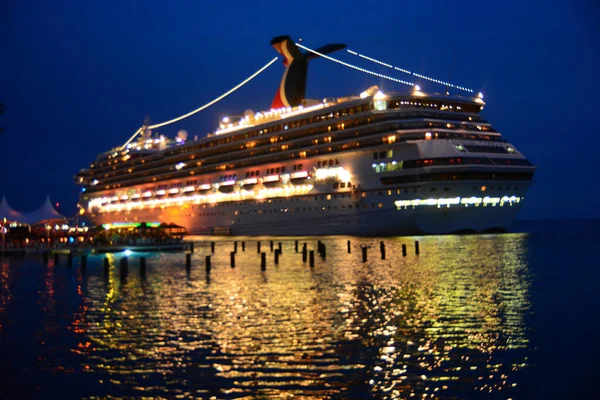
<box><xmin>75</xmin><ymin>36</ymin><xmax>535</xmax><ymax>236</ymax></box>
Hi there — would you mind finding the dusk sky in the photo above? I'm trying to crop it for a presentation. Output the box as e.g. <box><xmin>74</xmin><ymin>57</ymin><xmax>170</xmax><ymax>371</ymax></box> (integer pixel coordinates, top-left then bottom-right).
<box><xmin>1</xmin><ymin>1</ymin><xmax>599</xmax><ymax>220</ymax></box>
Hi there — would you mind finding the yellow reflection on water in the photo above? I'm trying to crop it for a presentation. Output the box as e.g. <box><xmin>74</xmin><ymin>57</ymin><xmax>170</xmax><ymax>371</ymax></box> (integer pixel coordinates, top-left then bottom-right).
<box><xmin>76</xmin><ymin>234</ymin><xmax>531</xmax><ymax>398</ymax></box>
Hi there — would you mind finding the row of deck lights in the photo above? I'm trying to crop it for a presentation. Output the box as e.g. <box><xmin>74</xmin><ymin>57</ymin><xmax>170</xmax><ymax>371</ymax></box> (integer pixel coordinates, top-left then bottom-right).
<box><xmin>215</xmin><ymin>103</ymin><xmax>331</xmax><ymax>135</ymax></box>
<box><xmin>88</xmin><ymin>167</ymin><xmax>349</xmax><ymax>213</ymax></box>
<box><xmin>394</xmin><ymin>195</ymin><xmax>522</xmax><ymax>209</ymax></box>
<box><xmin>89</xmin><ymin>183</ymin><xmax>316</xmax><ymax>213</ymax></box>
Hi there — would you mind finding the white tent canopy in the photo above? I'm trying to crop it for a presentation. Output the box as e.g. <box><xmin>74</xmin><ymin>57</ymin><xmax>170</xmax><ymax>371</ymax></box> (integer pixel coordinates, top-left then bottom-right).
<box><xmin>23</xmin><ymin>196</ymin><xmax>66</xmax><ymax>225</ymax></box>
<box><xmin>0</xmin><ymin>195</ymin><xmax>26</xmax><ymax>223</ymax></box>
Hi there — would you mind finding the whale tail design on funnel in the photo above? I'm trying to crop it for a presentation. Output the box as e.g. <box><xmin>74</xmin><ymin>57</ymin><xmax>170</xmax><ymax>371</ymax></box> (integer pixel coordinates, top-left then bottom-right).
<box><xmin>271</xmin><ymin>36</ymin><xmax>346</xmax><ymax>109</ymax></box>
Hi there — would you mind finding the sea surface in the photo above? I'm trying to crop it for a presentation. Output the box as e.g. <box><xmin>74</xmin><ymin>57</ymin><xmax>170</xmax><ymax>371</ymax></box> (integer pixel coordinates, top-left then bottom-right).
<box><xmin>0</xmin><ymin>219</ymin><xmax>598</xmax><ymax>399</ymax></box>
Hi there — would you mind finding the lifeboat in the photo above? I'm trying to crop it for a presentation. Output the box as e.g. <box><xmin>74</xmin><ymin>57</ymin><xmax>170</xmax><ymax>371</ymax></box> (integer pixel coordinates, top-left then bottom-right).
<box><xmin>242</xmin><ymin>177</ymin><xmax>259</xmax><ymax>190</ymax></box>
<box><xmin>218</xmin><ymin>180</ymin><xmax>236</xmax><ymax>193</ymax></box>
<box><xmin>262</xmin><ymin>175</ymin><xmax>281</xmax><ymax>188</ymax></box>
<box><xmin>290</xmin><ymin>170</ymin><xmax>309</xmax><ymax>184</ymax></box>
<box><xmin>197</xmin><ymin>184</ymin><xmax>212</xmax><ymax>194</ymax></box>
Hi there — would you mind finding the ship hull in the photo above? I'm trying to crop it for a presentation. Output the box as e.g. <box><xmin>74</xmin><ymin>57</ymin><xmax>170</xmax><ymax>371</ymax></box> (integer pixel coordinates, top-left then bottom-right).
<box><xmin>89</xmin><ymin>180</ymin><xmax>530</xmax><ymax>236</ymax></box>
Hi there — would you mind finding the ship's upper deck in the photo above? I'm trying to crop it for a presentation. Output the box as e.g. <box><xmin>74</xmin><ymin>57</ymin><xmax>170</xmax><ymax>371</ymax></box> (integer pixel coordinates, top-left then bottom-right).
<box><xmin>76</xmin><ymin>89</ymin><xmax>493</xmax><ymax>192</ymax></box>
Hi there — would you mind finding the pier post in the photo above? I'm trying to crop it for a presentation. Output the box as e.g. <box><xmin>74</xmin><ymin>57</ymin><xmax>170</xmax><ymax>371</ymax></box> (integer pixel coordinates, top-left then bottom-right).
<box><xmin>43</xmin><ymin>251</ymin><xmax>49</xmax><ymax>265</ymax></box>
<box><xmin>270</xmin><ymin>240</ymin><xmax>274</xmax><ymax>252</ymax></box>
<box><xmin>211</xmin><ymin>241</ymin><xmax>215</xmax><ymax>253</ymax></box>
<box><xmin>230</xmin><ymin>251</ymin><xmax>236</xmax><ymax>268</ymax></box>
<box><xmin>347</xmin><ymin>240</ymin><xmax>351</xmax><ymax>253</ymax></box>
<box><xmin>234</xmin><ymin>241</ymin><xmax>238</xmax><ymax>253</ymax></box>
<box><xmin>81</xmin><ymin>255</ymin><xmax>87</xmax><ymax>271</ymax></box>
<box><xmin>190</xmin><ymin>242</ymin><xmax>194</xmax><ymax>254</ymax></box>
<box><xmin>140</xmin><ymin>257</ymin><xmax>146</xmax><ymax>277</ymax></box>
<box><xmin>261</xmin><ymin>252</ymin><xmax>266</xmax><ymax>271</ymax></box>
<box><xmin>309</xmin><ymin>250</ymin><xmax>315</xmax><ymax>268</ymax></box>
<box><xmin>242</xmin><ymin>241</ymin><xmax>245</xmax><ymax>251</ymax></box>
<box><xmin>415</xmin><ymin>241</ymin><xmax>420</xmax><ymax>255</ymax></box>
<box><xmin>120</xmin><ymin>257</ymin><xmax>128</xmax><ymax>279</ymax></box>
<box><xmin>320</xmin><ymin>244</ymin><xmax>326</xmax><ymax>260</ymax></box>
<box><xmin>362</xmin><ymin>247</ymin><xmax>367</xmax><ymax>263</ymax></box>
<box><xmin>186</xmin><ymin>253</ymin><xmax>192</xmax><ymax>272</ymax></box>
<box><xmin>274</xmin><ymin>249</ymin><xmax>280</xmax><ymax>265</ymax></box>
<box><xmin>295</xmin><ymin>240</ymin><xmax>298</xmax><ymax>252</ymax></box>
<box><xmin>380</xmin><ymin>241</ymin><xmax>386</xmax><ymax>260</ymax></box>
<box><xmin>53</xmin><ymin>252</ymin><xmax>59</xmax><ymax>266</ymax></box>
<box><xmin>302</xmin><ymin>244</ymin><xmax>307</xmax><ymax>262</ymax></box>
<box><xmin>402</xmin><ymin>244</ymin><xmax>407</xmax><ymax>257</ymax></box>
<box><xmin>257</xmin><ymin>241</ymin><xmax>261</xmax><ymax>254</ymax></box>
<box><xmin>205</xmin><ymin>255</ymin><xmax>211</xmax><ymax>273</ymax></box>
<box><xmin>103</xmin><ymin>257</ymin><xmax>110</xmax><ymax>276</ymax></box>
<box><xmin>278</xmin><ymin>242</ymin><xmax>282</xmax><ymax>253</ymax></box>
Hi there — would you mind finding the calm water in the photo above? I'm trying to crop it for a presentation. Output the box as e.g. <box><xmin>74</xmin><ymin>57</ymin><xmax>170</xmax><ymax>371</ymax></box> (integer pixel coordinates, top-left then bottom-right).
<box><xmin>0</xmin><ymin>220</ymin><xmax>599</xmax><ymax>399</ymax></box>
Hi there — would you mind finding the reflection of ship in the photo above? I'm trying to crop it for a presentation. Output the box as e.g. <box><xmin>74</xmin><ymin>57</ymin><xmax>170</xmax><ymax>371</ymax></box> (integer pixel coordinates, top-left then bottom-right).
<box><xmin>75</xmin><ymin>36</ymin><xmax>535</xmax><ymax>235</ymax></box>
<box><xmin>76</xmin><ymin>235</ymin><xmax>531</xmax><ymax>398</ymax></box>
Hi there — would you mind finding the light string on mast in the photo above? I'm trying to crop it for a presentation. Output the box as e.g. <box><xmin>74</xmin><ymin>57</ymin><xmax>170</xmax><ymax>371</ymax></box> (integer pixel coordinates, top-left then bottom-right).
<box><xmin>295</xmin><ymin>43</ymin><xmax>415</xmax><ymax>87</ymax></box>
<box><xmin>121</xmin><ymin>57</ymin><xmax>280</xmax><ymax>150</ymax></box>
<box><xmin>346</xmin><ymin>49</ymin><xmax>474</xmax><ymax>93</ymax></box>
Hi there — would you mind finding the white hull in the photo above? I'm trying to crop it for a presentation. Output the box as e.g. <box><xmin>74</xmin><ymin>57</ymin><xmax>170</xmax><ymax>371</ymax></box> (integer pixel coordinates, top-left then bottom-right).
<box><xmin>91</xmin><ymin>180</ymin><xmax>529</xmax><ymax>236</ymax></box>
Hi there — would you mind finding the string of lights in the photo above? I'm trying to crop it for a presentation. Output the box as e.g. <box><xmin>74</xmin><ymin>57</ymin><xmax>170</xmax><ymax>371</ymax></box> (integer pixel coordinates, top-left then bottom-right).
<box><xmin>346</xmin><ymin>49</ymin><xmax>474</xmax><ymax>93</ymax></box>
<box><xmin>121</xmin><ymin>57</ymin><xmax>280</xmax><ymax>150</ymax></box>
<box><xmin>295</xmin><ymin>43</ymin><xmax>415</xmax><ymax>87</ymax></box>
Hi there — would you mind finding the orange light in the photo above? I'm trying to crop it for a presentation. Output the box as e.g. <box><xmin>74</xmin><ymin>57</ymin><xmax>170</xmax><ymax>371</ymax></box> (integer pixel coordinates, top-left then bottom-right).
<box><xmin>481</xmin><ymin>186</ymin><xmax>487</xmax><ymax>192</ymax></box>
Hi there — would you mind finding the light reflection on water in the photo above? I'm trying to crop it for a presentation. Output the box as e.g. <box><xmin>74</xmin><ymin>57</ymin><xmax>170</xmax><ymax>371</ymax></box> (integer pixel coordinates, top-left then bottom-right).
<box><xmin>0</xmin><ymin>234</ymin><xmax>531</xmax><ymax>398</ymax></box>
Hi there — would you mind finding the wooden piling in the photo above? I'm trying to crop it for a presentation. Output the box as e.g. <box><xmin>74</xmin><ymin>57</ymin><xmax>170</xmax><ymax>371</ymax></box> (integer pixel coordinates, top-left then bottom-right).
<box><xmin>309</xmin><ymin>250</ymin><xmax>315</xmax><ymax>268</ymax></box>
<box><xmin>274</xmin><ymin>249</ymin><xmax>280</xmax><ymax>264</ymax></box>
<box><xmin>362</xmin><ymin>247</ymin><xmax>367</xmax><ymax>263</ymax></box>
<box><xmin>295</xmin><ymin>240</ymin><xmax>298</xmax><ymax>252</ymax></box>
<box><xmin>140</xmin><ymin>257</ymin><xmax>146</xmax><ymax>277</ymax></box>
<box><xmin>205</xmin><ymin>255</ymin><xmax>211</xmax><ymax>273</ymax></box>
<box><xmin>278</xmin><ymin>242</ymin><xmax>282</xmax><ymax>253</ymax></box>
<box><xmin>190</xmin><ymin>242</ymin><xmax>195</xmax><ymax>254</ymax></box>
<box><xmin>103</xmin><ymin>257</ymin><xmax>110</xmax><ymax>276</ymax></box>
<box><xmin>186</xmin><ymin>253</ymin><xmax>192</xmax><ymax>272</ymax></box>
<box><xmin>230</xmin><ymin>251</ymin><xmax>236</xmax><ymax>268</ymax></box>
<box><xmin>261</xmin><ymin>252</ymin><xmax>266</xmax><ymax>271</ymax></box>
<box><xmin>347</xmin><ymin>240</ymin><xmax>351</xmax><ymax>253</ymax></box>
<box><xmin>120</xmin><ymin>257</ymin><xmax>128</xmax><ymax>279</ymax></box>
<box><xmin>380</xmin><ymin>241</ymin><xmax>386</xmax><ymax>260</ymax></box>
<box><xmin>415</xmin><ymin>241</ymin><xmax>420</xmax><ymax>255</ymax></box>
<box><xmin>211</xmin><ymin>241</ymin><xmax>215</xmax><ymax>253</ymax></box>
<box><xmin>43</xmin><ymin>251</ymin><xmax>49</xmax><ymax>265</ymax></box>
<box><xmin>234</xmin><ymin>241</ymin><xmax>238</xmax><ymax>253</ymax></box>
<box><xmin>257</xmin><ymin>241</ymin><xmax>261</xmax><ymax>253</ymax></box>
<box><xmin>302</xmin><ymin>244</ymin><xmax>307</xmax><ymax>262</ymax></box>
<box><xmin>242</xmin><ymin>241</ymin><xmax>245</xmax><ymax>251</ymax></box>
<box><xmin>402</xmin><ymin>244</ymin><xmax>407</xmax><ymax>257</ymax></box>
<box><xmin>270</xmin><ymin>240</ymin><xmax>274</xmax><ymax>252</ymax></box>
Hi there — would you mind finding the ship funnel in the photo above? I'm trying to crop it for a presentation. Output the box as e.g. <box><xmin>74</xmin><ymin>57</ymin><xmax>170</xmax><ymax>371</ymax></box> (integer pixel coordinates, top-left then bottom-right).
<box><xmin>271</xmin><ymin>36</ymin><xmax>346</xmax><ymax>109</ymax></box>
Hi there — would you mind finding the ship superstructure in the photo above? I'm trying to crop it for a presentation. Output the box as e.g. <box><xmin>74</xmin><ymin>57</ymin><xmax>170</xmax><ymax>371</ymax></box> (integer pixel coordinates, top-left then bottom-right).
<box><xmin>76</xmin><ymin>36</ymin><xmax>535</xmax><ymax>235</ymax></box>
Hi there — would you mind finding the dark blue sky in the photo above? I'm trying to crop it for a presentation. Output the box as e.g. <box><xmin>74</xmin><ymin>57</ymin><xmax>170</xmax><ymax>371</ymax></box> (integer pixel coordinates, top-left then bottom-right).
<box><xmin>1</xmin><ymin>1</ymin><xmax>599</xmax><ymax>220</ymax></box>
